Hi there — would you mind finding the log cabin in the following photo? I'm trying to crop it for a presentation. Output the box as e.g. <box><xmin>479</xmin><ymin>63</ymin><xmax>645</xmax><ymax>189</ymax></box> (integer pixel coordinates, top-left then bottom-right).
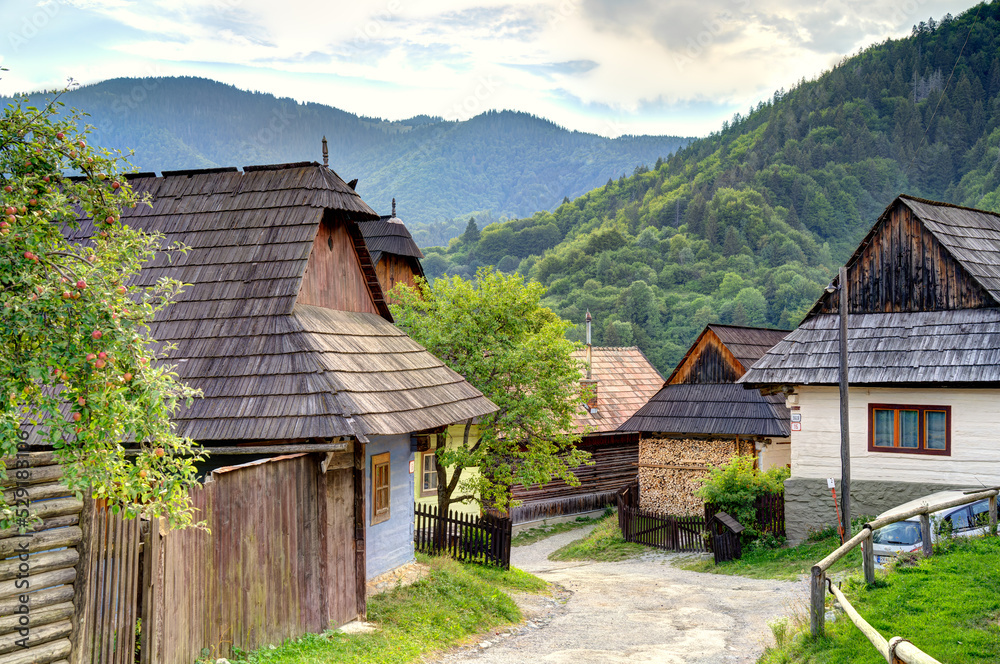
<box><xmin>618</xmin><ymin>324</ymin><xmax>791</xmax><ymax>516</ymax></box>
<box><xmin>66</xmin><ymin>162</ymin><xmax>497</xmax><ymax>639</ymax></box>
<box><xmin>741</xmin><ymin>195</ymin><xmax>1000</xmax><ymax>543</ymax></box>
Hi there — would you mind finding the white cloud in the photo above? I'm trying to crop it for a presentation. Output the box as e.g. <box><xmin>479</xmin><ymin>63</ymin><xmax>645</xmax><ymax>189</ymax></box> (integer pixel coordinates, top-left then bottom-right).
<box><xmin>0</xmin><ymin>0</ymin><xmax>977</xmax><ymax>136</ymax></box>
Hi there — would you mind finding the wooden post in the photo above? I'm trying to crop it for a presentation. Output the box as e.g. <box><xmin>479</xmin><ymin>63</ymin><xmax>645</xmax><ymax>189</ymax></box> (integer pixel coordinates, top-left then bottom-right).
<box><xmin>838</xmin><ymin>265</ymin><xmax>851</xmax><ymax>540</ymax></box>
<box><xmin>919</xmin><ymin>513</ymin><xmax>933</xmax><ymax>557</ymax></box>
<box><xmin>353</xmin><ymin>441</ymin><xmax>367</xmax><ymax>619</ymax></box>
<box><xmin>862</xmin><ymin>531</ymin><xmax>875</xmax><ymax>586</ymax></box>
<box><xmin>69</xmin><ymin>496</ymin><xmax>94</xmax><ymax>664</ymax></box>
<box><xmin>990</xmin><ymin>494</ymin><xmax>997</xmax><ymax>536</ymax></box>
<box><xmin>810</xmin><ymin>566</ymin><xmax>826</xmax><ymax>637</ymax></box>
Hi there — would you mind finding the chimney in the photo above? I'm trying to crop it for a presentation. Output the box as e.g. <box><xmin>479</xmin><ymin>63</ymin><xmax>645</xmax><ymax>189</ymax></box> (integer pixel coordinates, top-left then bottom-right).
<box><xmin>581</xmin><ymin>311</ymin><xmax>598</xmax><ymax>413</ymax></box>
<box><xmin>322</xmin><ymin>136</ymin><xmax>328</xmax><ymax>167</ymax></box>
<box><xmin>392</xmin><ymin>198</ymin><xmax>396</xmax><ymax>217</ymax></box>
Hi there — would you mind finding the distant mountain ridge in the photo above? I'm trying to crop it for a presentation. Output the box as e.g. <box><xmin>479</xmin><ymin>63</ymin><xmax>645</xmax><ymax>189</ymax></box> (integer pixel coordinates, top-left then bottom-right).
<box><xmin>5</xmin><ymin>76</ymin><xmax>691</xmax><ymax>233</ymax></box>
<box><xmin>423</xmin><ymin>3</ymin><xmax>1000</xmax><ymax>375</ymax></box>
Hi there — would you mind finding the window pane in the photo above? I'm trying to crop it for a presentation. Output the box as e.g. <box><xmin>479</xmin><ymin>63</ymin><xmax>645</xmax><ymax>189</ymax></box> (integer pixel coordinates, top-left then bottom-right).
<box><xmin>899</xmin><ymin>410</ymin><xmax>919</xmax><ymax>448</ymax></box>
<box><xmin>422</xmin><ymin>454</ymin><xmax>437</xmax><ymax>491</ymax></box>
<box><xmin>925</xmin><ymin>411</ymin><xmax>947</xmax><ymax>450</ymax></box>
<box><xmin>873</xmin><ymin>410</ymin><xmax>895</xmax><ymax>447</ymax></box>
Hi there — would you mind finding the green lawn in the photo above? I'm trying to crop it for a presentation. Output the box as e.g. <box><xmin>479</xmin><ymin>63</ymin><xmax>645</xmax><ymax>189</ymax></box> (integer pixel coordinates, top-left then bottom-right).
<box><xmin>224</xmin><ymin>555</ymin><xmax>546</xmax><ymax>664</ymax></box>
<box><xmin>675</xmin><ymin>532</ymin><xmax>862</xmax><ymax>581</ymax></box>
<box><xmin>548</xmin><ymin>513</ymin><xmax>647</xmax><ymax>562</ymax></box>
<box><xmin>759</xmin><ymin>536</ymin><xmax>1000</xmax><ymax>663</ymax></box>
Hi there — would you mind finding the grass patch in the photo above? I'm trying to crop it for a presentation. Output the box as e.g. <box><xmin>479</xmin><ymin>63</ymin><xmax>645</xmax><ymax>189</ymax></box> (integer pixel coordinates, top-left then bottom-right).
<box><xmin>675</xmin><ymin>532</ymin><xmax>862</xmax><ymax>581</ymax></box>
<box><xmin>511</xmin><ymin>512</ymin><xmax>608</xmax><ymax>547</ymax></box>
<box><xmin>759</xmin><ymin>536</ymin><xmax>1000</xmax><ymax>663</ymax></box>
<box><xmin>548</xmin><ymin>513</ymin><xmax>646</xmax><ymax>562</ymax></box>
<box><xmin>227</xmin><ymin>554</ymin><xmax>546</xmax><ymax>664</ymax></box>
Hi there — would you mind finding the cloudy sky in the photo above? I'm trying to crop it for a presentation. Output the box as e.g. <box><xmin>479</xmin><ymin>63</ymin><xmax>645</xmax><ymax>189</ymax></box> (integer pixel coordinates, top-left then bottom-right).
<box><xmin>0</xmin><ymin>0</ymin><xmax>978</xmax><ymax>137</ymax></box>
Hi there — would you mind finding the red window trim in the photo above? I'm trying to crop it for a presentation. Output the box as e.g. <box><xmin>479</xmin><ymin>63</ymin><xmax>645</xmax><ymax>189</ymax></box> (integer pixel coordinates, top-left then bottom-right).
<box><xmin>867</xmin><ymin>403</ymin><xmax>951</xmax><ymax>456</ymax></box>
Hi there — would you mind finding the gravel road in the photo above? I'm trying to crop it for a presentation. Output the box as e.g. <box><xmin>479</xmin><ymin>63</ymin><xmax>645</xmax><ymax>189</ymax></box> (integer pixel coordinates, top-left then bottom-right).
<box><xmin>429</xmin><ymin>525</ymin><xmax>806</xmax><ymax>664</ymax></box>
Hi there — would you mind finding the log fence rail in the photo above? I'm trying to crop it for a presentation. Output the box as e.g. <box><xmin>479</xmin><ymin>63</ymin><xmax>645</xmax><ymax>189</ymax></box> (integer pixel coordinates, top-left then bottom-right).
<box><xmin>808</xmin><ymin>488</ymin><xmax>998</xmax><ymax>663</ymax></box>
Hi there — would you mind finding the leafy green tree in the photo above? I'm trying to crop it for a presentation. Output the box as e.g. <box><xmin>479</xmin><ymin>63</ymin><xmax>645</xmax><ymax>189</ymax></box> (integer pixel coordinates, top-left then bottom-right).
<box><xmin>0</xmin><ymin>90</ymin><xmax>202</xmax><ymax>527</ymax></box>
<box><xmin>389</xmin><ymin>267</ymin><xmax>590</xmax><ymax>513</ymax></box>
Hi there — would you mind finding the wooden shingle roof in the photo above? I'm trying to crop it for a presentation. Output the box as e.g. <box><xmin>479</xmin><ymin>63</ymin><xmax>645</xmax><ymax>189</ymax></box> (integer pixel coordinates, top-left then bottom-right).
<box><xmin>618</xmin><ymin>384</ymin><xmax>790</xmax><ymax>437</ymax></box>
<box><xmin>79</xmin><ymin>163</ymin><xmax>496</xmax><ymax>441</ymax></box>
<box><xmin>739</xmin><ymin>309</ymin><xmax>1000</xmax><ymax>386</ymax></box>
<box><xmin>572</xmin><ymin>347</ymin><xmax>664</xmax><ymax>434</ymax></box>
<box><xmin>707</xmin><ymin>325</ymin><xmax>792</xmax><ymax>371</ymax></box>
<box><xmin>619</xmin><ymin>324</ymin><xmax>790</xmax><ymax>437</ymax></box>
<box><xmin>360</xmin><ymin>215</ymin><xmax>425</xmax><ymax>267</ymax></box>
<box><xmin>744</xmin><ymin>196</ymin><xmax>1000</xmax><ymax>387</ymax></box>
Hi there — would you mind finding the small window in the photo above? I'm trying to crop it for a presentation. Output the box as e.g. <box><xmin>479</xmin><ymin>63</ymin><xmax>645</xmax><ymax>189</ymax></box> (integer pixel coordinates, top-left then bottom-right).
<box><xmin>868</xmin><ymin>404</ymin><xmax>951</xmax><ymax>456</ymax></box>
<box><xmin>421</xmin><ymin>453</ymin><xmax>438</xmax><ymax>497</ymax></box>
<box><xmin>372</xmin><ymin>452</ymin><xmax>390</xmax><ymax>525</ymax></box>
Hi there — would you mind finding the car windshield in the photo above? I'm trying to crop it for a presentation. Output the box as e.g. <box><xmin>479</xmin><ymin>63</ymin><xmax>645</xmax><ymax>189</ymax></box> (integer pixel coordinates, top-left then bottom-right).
<box><xmin>872</xmin><ymin>520</ymin><xmax>922</xmax><ymax>545</ymax></box>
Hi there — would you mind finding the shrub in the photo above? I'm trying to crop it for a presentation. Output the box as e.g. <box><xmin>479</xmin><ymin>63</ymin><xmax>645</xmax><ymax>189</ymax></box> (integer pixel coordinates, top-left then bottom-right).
<box><xmin>697</xmin><ymin>455</ymin><xmax>790</xmax><ymax>544</ymax></box>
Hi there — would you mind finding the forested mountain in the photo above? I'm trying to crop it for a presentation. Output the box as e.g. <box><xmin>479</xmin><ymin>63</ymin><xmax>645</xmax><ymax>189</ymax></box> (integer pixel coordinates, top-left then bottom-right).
<box><xmin>4</xmin><ymin>77</ymin><xmax>689</xmax><ymax>235</ymax></box>
<box><xmin>424</xmin><ymin>4</ymin><xmax>1000</xmax><ymax>375</ymax></box>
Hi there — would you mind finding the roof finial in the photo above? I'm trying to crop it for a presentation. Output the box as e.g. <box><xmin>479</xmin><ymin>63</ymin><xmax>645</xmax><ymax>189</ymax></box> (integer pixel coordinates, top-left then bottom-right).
<box><xmin>585</xmin><ymin>311</ymin><xmax>592</xmax><ymax>380</ymax></box>
<box><xmin>322</xmin><ymin>136</ymin><xmax>328</xmax><ymax>168</ymax></box>
<box><xmin>392</xmin><ymin>197</ymin><xmax>396</xmax><ymax>217</ymax></box>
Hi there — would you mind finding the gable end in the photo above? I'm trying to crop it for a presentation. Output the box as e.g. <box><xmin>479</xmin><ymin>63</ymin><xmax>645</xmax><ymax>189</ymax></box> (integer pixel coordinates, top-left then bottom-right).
<box><xmin>667</xmin><ymin>328</ymin><xmax>746</xmax><ymax>385</ymax></box>
<box><xmin>810</xmin><ymin>199</ymin><xmax>995</xmax><ymax>317</ymax></box>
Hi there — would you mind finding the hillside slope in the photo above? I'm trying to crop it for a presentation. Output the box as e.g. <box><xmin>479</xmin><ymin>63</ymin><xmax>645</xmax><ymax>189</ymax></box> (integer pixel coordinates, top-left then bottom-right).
<box><xmin>426</xmin><ymin>4</ymin><xmax>1000</xmax><ymax>374</ymax></box>
<box><xmin>5</xmin><ymin>77</ymin><xmax>689</xmax><ymax>236</ymax></box>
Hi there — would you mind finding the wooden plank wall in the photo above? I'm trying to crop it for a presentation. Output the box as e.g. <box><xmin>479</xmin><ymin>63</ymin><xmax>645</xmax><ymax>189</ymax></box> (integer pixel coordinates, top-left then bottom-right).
<box><xmin>0</xmin><ymin>452</ymin><xmax>82</xmax><ymax>664</ymax></box>
<box><xmin>668</xmin><ymin>330</ymin><xmax>744</xmax><ymax>385</ymax></box>
<box><xmin>817</xmin><ymin>204</ymin><xmax>993</xmax><ymax>315</ymax></box>
<box><xmin>298</xmin><ymin>218</ymin><xmax>380</xmax><ymax>315</ymax></box>
<box><xmin>142</xmin><ymin>453</ymin><xmax>359</xmax><ymax>663</ymax></box>
<box><xmin>509</xmin><ymin>438</ymin><xmax>638</xmax><ymax>520</ymax></box>
<box><xmin>375</xmin><ymin>255</ymin><xmax>420</xmax><ymax>298</ymax></box>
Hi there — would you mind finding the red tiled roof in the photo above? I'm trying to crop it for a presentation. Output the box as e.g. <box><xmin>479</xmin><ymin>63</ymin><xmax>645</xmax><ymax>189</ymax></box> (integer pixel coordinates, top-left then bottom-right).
<box><xmin>572</xmin><ymin>347</ymin><xmax>665</xmax><ymax>434</ymax></box>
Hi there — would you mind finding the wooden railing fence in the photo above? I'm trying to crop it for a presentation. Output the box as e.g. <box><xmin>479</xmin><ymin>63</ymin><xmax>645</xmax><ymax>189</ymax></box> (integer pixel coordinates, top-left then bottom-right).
<box><xmin>809</xmin><ymin>488</ymin><xmax>999</xmax><ymax>663</ymax></box>
<box><xmin>616</xmin><ymin>494</ymin><xmax>708</xmax><ymax>552</ymax></box>
<box><xmin>413</xmin><ymin>504</ymin><xmax>512</xmax><ymax>569</ymax></box>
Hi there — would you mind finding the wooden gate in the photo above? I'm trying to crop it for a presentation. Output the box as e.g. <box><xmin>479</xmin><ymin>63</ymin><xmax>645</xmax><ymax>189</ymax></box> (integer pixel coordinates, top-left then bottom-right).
<box><xmin>141</xmin><ymin>452</ymin><xmax>362</xmax><ymax>663</ymax></box>
<box><xmin>73</xmin><ymin>500</ymin><xmax>143</xmax><ymax>664</ymax></box>
<box><xmin>617</xmin><ymin>494</ymin><xmax>708</xmax><ymax>552</ymax></box>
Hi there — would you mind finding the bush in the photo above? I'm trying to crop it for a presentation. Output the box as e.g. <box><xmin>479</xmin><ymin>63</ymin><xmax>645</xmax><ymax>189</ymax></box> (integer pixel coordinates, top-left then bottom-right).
<box><xmin>697</xmin><ymin>455</ymin><xmax>790</xmax><ymax>544</ymax></box>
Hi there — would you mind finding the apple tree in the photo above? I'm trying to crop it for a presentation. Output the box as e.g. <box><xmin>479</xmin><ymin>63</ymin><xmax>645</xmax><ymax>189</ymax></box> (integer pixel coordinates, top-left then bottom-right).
<box><xmin>390</xmin><ymin>267</ymin><xmax>591</xmax><ymax>514</ymax></box>
<box><xmin>0</xmin><ymin>90</ymin><xmax>203</xmax><ymax>527</ymax></box>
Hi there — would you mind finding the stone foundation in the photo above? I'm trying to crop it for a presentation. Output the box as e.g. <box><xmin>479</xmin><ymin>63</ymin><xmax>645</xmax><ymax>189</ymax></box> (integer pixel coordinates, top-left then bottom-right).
<box><xmin>784</xmin><ymin>477</ymin><xmax>977</xmax><ymax>544</ymax></box>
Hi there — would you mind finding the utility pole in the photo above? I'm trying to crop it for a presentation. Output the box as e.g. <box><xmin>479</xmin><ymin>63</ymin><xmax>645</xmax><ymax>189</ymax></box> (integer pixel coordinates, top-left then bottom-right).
<box><xmin>838</xmin><ymin>266</ymin><xmax>851</xmax><ymax>538</ymax></box>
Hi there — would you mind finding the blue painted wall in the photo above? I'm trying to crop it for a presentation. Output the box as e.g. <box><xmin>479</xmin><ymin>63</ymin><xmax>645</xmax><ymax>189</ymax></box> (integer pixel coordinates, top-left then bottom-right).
<box><xmin>365</xmin><ymin>434</ymin><xmax>415</xmax><ymax>580</ymax></box>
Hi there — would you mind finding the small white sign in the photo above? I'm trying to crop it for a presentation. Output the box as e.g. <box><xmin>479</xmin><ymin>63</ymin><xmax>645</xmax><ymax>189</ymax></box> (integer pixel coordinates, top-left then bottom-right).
<box><xmin>408</xmin><ymin>459</ymin><xmax>415</xmax><ymax>474</ymax></box>
<box><xmin>790</xmin><ymin>413</ymin><xmax>802</xmax><ymax>423</ymax></box>
<box><xmin>827</xmin><ymin>478</ymin><xmax>836</xmax><ymax>489</ymax></box>
<box><xmin>791</xmin><ymin>422</ymin><xmax>802</xmax><ymax>431</ymax></box>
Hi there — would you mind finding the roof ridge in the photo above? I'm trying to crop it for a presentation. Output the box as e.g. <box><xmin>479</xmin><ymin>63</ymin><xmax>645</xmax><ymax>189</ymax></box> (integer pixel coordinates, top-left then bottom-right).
<box><xmin>898</xmin><ymin>193</ymin><xmax>1000</xmax><ymax>221</ymax></box>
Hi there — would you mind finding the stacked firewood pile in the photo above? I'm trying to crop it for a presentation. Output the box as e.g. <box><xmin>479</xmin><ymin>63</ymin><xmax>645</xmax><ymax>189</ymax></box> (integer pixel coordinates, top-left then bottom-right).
<box><xmin>637</xmin><ymin>437</ymin><xmax>756</xmax><ymax>515</ymax></box>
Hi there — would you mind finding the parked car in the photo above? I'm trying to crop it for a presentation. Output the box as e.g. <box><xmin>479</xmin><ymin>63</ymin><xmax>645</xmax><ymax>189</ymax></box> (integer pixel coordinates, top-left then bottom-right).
<box><xmin>870</xmin><ymin>491</ymin><xmax>992</xmax><ymax>568</ymax></box>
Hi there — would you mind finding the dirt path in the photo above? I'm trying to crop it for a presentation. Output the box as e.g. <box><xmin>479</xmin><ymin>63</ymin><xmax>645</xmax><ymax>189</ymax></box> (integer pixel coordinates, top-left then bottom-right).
<box><xmin>429</xmin><ymin>526</ymin><xmax>806</xmax><ymax>664</ymax></box>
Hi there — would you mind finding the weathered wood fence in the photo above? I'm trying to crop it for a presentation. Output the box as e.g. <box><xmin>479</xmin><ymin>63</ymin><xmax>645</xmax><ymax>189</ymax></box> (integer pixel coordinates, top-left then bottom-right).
<box><xmin>141</xmin><ymin>450</ymin><xmax>363</xmax><ymax>663</ymax></box>
<box><xmin>507</xmin><ymin>491</ymin><xmax>617</xmax><ymax>525</ymax></box>
<box><xmin>809</xmin><ymin>488</ymin><xmax>999</xmax><ymax>663</ymax></box>
<box><xmin>413</xmin><ymin>504</ymin><xmax>512</xmax><ymax>569</ymax></box>
<box><xmin>616</xmin><ymin>497</ymin><xmax>708</xmax><ymax>552</ymax></box>
<box><xmin>704</xmin><ymin>492</ymin><xmax>786</xmax><ymax>538</ymax></box>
